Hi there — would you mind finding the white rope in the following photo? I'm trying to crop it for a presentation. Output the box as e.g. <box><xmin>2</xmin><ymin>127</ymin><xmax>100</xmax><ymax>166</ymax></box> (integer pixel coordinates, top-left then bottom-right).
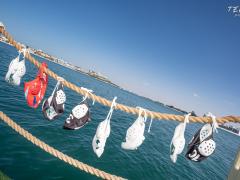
<box><xmin>183</xmin><ymin>113</ymin><xmax>190</xmax><ymax>126</ymax></box>
<box><xmin>136</xmin><ymin>107</ymin><xmax>147</xmax><ymax>122</ymax></box>
<box><xmin>80</xmin><ymin>87</ymin><xmax>95</xmax><ymax>105</ymax></box>
<box><xmin>104</xmin><ymin>97</ymin><xmax>117</xmax><ymax>132</ymax></box>
<box><xmin>51</xmin><ymin>76</ymin><xmax>65</xmax><ymax>96</ymax></box>
<box><xmin>147</xmin><ymin>111</ymin><xmax>154</xmax><ymax>133</ymax></box>
<box><xmin>19</xmin><ymin>46</ymin><xmax>28</xmax><ymax>60</ymax></box>
<box><xmin>106</xmin><ymin>97</ymin><xmax>117</xmax><ymax>122</ymax></box>
<box><xmin>207</xmin><ymin>112</ymin><xmax>219</xmax><ymax>133</ymax></box>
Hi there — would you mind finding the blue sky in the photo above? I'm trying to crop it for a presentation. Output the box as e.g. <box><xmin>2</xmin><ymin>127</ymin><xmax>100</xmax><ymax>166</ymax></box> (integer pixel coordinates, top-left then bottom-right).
<box><xmin>1</xmin><ymin>0</ymin><xmax>240</xmax><ymax>116</ymax></box>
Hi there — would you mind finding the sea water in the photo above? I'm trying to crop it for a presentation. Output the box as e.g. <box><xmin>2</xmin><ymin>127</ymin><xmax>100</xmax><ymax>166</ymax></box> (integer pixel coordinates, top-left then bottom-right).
<box><xmin>0</xmin><ymin>42</ymin><xmax>239</xmax><ymax>180</ymax></box>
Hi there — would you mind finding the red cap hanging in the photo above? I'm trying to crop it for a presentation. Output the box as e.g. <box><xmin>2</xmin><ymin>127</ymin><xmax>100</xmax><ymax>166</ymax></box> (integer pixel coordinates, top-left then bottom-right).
<box><xmin>24</xmin><ymin>62</ymin><xmax>48</xmax><ymax>108</ymax></box>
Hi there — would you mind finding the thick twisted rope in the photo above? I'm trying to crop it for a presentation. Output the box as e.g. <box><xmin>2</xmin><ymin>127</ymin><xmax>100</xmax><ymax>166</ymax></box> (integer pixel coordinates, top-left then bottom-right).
<box><xmin>0</xmin><ymin>111</ymin><xmax>125</xmax><ymax>180</ymax></box>
<box><xmin>0</xmin><ymin>27</ymin><xmax>240</xmax><ymax>124</ymax></box>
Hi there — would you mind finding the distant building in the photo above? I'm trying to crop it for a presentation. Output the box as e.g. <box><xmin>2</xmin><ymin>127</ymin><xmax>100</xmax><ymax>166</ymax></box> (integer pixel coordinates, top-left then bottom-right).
<box><xmin>220</xmin><ymin>124</ymin><xmax>240</xmax><ymax>136</ymax></box>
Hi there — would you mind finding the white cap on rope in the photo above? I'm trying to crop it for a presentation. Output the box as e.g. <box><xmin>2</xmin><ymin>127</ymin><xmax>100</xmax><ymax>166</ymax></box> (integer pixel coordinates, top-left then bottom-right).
<box><xmin>0</xmin><ymin>22</ymin><xmax>5</xmax><ymax>29</ymax></box>
<box><xmin>170</xmin><ymin>113</ymin><xmax>190</xmax><ymax>163</ymax></box>
<box><xmin>92</xmin><ymin>97</ymin><xmax>117</xmax><ymax>157</ymax></box>
<box><xmin>5</xmin><ymin>46</ymin><xmax>27</xmax><ymax>86</ymax></box>
<box><xmin>121</xmin><ymin>106</ymin><xmax>147</xmax><ymax>150</ymax></box>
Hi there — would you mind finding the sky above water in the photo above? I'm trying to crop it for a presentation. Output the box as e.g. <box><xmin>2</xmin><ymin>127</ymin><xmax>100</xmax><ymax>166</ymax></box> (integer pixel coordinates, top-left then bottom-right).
<box><xmin>0</xmin><ymin>0</ymin><xmax>240</xmax><ymax>116</ymax></box>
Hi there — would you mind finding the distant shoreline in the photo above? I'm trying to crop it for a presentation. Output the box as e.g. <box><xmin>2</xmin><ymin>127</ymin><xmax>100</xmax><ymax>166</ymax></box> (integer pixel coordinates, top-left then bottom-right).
<box><xmin>32</xmin><ymin>51</ymin><xmax>120</xmax><ymax>88</ymax></box>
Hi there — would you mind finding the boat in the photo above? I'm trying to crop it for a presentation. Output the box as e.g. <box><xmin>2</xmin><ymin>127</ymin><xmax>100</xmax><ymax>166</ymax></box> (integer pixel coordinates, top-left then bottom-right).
<box><xmin>219</xmin><ymin>124</ymin><xmax>240</xmax><ymax>136</ymax></box>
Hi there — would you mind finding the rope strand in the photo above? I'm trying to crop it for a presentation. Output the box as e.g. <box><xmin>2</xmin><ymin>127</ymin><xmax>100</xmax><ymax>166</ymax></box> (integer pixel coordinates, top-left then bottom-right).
<box><xmin>1</xmin><ymin>27</ymin><xmax>240</xmax><ymax>124</ymax></box>
<box><xmin>0</xmin><ymin>111</ymin><xmax>125</xmax><ymax>180</ymax></box>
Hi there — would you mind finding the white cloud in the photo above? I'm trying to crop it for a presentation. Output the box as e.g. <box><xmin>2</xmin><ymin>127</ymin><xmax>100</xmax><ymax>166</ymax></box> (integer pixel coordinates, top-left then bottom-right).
<box><xmin>193</xmin><ymin>93</ymin><xmax>199</xmax><ymax>98</ymax></box>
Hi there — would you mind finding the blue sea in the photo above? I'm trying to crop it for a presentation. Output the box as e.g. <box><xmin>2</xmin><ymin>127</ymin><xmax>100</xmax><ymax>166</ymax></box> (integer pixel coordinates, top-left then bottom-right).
<box><xmin>0</xmin><ymin>42</ymin><xmax>239</xmax><ymax>180</ymax></box>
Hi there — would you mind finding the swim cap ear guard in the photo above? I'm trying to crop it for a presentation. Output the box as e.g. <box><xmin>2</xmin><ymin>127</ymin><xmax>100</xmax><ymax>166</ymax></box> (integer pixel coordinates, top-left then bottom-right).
<box><xmin>121</xmin><ymin>107</ymin><xmax>148</xmax><ymax>150</ymax></box>
<box><xmin>42</xmin><ymin>78</ymin><xmax>66</xmax><ymax>120</ymax></box>
<box><xmin>63</xmin><ymin>87</ymin><xmax>94</xmax><ymax>130</ymax></box>
<box><xmin>170</xmin><ymin>113</ymin><xmax>190</xmax><ymax>163</ymax></box>
<box><xmin>92</xmin><ymin>97</ymin><xmax>117</xmax><ymax>158</ymax></box>
<box><xmin>5</xmin><ymin>48</ymin><xmax>27</xmax><ymax>86</ymax></box>
<box><xmin>185</xmin><ymin>113</ymin><xmax>218</xmax><ymax>162</ymax></box>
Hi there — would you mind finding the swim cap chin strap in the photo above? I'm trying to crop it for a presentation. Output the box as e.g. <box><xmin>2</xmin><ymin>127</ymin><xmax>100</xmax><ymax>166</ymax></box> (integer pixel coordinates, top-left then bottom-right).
<box><xmin>81</xmin><ymin>87</ymin><xmax>95</xmax><ymax>105</ymax></box>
